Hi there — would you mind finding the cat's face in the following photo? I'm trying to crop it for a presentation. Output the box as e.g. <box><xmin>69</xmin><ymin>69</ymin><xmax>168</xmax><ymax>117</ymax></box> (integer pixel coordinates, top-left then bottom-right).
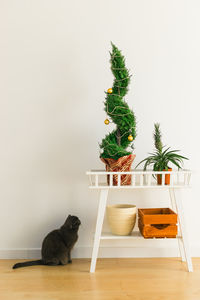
<box><xmin>64</xmin><ymin>215</ymin><xmax>81</xmax><ymax>230</ymax></box>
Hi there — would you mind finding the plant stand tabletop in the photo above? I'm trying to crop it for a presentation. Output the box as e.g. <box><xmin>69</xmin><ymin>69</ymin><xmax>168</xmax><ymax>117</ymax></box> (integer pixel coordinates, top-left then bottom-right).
<box><xmin>86</xmin><ymin>169</ymin><xmax>193</xmax><ymax>273</ymax></box>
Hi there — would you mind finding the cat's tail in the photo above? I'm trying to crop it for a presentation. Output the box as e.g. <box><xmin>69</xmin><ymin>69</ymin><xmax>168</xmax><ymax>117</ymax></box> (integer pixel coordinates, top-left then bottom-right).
<box><xmin>12</xmin><ymin>259</ymin><xmax>44</xmax><ymax>269</ymax></box>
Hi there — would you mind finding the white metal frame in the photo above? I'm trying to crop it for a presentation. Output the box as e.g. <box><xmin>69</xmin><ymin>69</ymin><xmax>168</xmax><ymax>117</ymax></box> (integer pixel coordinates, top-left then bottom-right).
<box><xmin>86</xmin><ymin>169</ymin><xmax>193</xmax><ymax>273</ymax></box>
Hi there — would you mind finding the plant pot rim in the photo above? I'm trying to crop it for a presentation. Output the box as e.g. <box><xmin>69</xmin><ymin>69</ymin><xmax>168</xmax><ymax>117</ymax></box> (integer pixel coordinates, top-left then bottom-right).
<box><xmin>107</xmin><ymin>204</ymin><xmax>136</xmax><ymax>209</ymax></box>
<box><xmin>155</xmin><ymin>168</ymin><xmax>172</xmax><ymax>171</ymax></box>
<box><xmin>100</xmin><ymin>153</ymin><xmax>136</xmax><ymax>162</ymax></box>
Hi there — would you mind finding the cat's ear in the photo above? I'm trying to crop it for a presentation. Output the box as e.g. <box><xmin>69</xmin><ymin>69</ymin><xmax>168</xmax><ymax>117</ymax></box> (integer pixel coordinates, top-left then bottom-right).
<box><xmin>65</xmin><ymin>215</ymin><xmax>71</xmax><ymax>221</ymax></box>
<box><xmin>64</xmin><ymin>215</ymin><xmax>71</xmax><ymax>226</ymax></box>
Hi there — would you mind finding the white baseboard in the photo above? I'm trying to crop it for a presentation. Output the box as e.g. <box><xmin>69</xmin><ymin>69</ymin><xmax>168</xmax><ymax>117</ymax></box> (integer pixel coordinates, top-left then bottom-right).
<box><xmin>0</xmin><ymin>246</ymin><xmax>200</xmax><ymax>259</ymax></box>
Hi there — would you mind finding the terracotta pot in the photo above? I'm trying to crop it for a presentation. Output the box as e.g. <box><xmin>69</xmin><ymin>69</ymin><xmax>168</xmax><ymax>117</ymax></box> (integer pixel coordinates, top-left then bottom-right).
<box><xmin>157</xmin><ymin>168</ymin><xmax>172</xmax><ymax>185</ymax></box>
<box><xmin>107</xmin><ymin>204</ymin><xmax>137</xmax><ymax>235</ymax></box>
<box><xmin>101</xmin><ymin>154</ymin><xmax>136</xmax><ymax>186</ymax></box>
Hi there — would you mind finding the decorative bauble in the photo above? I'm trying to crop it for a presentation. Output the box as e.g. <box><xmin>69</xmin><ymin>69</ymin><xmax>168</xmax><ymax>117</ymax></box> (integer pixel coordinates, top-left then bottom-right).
<box><xmin>104</xmin><ymin>119</ymin><xmax>110</xmax><ymax>125</ymax></box>
<box><xmin>107</xmin><ymin>88</ymin><xmax>113</xmax><ymax>94</ymax></box>
<box><xmin>128</xmin><ymin>135</ymin><xmax>133</xmax><ymax>141</ymax></box>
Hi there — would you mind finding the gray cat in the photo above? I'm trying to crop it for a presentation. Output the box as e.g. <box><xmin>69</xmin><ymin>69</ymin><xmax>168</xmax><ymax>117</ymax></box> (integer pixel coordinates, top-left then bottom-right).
<box><xmin>13</xmin><ymin>215</ymin><xmax>81</xmax><ymax>269</ymax></box>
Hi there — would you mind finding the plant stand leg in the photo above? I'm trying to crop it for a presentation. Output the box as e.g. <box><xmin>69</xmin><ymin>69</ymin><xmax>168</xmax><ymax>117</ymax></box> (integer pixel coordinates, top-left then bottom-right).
<box><xmin>171</xmin><ymin>188</ymin><xmax>193</xmax><ymax>272</ymax></box>
<box><xmin>169</xmin><ymin>189</ymin><xmax>185</xmax><ymax>262</ymax></box>
<box><xmin>90</xmin><ymin>189</ymin><xmax>109</xmax><ymax>273</ymax></box>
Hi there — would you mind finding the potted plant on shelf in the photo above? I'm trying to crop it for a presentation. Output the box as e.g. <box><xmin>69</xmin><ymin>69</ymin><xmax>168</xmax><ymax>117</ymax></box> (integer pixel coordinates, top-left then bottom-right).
<box><xmin>136</xmin><ymin>123</ymin><xmax>188</xmax><ymax>185</ymax></box>
<box><xmin>100</xmin><ymin>43</ymin><xmax>136</xmax><ymax>186</ymax></box>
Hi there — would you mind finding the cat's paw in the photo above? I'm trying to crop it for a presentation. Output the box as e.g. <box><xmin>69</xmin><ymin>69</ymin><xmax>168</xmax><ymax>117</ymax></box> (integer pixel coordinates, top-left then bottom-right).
<box><xmin>68</xmin><ymin>259</ymin><xmax>72</xmax><ymax>264</ymax></box>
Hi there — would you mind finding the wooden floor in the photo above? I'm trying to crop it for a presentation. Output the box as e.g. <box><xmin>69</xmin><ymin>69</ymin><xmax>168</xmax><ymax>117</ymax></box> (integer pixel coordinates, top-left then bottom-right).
<box><xmin>0</xmin><ymin>258</ymin><xmax>200</xmax><ymax>300</ymax></box>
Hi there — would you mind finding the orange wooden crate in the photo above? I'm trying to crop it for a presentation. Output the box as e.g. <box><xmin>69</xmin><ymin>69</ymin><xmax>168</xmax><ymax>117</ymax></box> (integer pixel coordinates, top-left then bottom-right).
<box><xmin>138</xmin><ymin>208</ymin><xmax>178</xmax><ymax>238</ymax></box>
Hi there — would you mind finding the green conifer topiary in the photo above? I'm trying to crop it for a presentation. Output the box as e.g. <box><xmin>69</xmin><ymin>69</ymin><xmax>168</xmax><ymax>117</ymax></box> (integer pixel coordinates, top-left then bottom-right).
<box><xmin>100</xmin><ymin>43</ymin><xmax>136</xmax><ymax>160</ymax></box>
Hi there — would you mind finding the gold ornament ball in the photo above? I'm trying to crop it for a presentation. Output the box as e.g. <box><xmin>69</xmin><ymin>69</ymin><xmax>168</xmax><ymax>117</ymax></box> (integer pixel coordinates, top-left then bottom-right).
<box><xmin>107</xmin><ymin>88</ymin><xmax>113</xmax><ymax>94</ymax></box>
<box><xmin>104</xmin><ymin>119</ymin><xmax>110</xmax><ymax>125</ymax></box>
<box><xmin>128</xmin><ymin>135</ymin><xmax>134</xmax><ymax>141</ymax></box>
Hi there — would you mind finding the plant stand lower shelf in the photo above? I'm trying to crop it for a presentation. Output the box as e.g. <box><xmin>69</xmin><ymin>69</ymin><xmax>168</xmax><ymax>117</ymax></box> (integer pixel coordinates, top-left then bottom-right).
<box><xmin>86</xmin><ymin>169</ymin><xmax>193</xmax><ymax>273</ymax></box>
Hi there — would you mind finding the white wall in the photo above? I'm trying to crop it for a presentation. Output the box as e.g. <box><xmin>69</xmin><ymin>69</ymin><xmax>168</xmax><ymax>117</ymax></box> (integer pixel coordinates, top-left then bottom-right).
<box><xmin>0</xmin><ymin>0</ymin><xmax>200</xmax><ymax>259</ymax></box>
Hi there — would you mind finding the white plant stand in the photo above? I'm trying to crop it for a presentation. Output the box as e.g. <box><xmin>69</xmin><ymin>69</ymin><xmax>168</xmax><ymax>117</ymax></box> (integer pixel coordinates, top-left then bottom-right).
<box><xmin>86</xmin><ymin>170</ymin><xmax>193</xmax><ymax>273</ymax></box>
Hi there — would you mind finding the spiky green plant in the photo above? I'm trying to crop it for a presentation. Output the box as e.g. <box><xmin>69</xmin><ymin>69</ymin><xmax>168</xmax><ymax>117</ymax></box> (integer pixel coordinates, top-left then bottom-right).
<box><xmin>136</xmin><ymin>123</ymin><xmax>188</xmax><ymax>171</ymax></box>
<box><xmin>154</xmin><ymin>123</ymin><xmax>163</xmax><ymax>154</ymax></box>
<box><xmin>100</xmin><ymin>43</ymin><xmax>136</xmax><ymax>161</ymax></box>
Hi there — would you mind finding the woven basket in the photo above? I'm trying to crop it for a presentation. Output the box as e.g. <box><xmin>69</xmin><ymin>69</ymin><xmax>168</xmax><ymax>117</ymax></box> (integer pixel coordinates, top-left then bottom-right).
<box><xmin>106</xmin><ymin>204</ymin><xmax>137</xmax><ymax>236</ymax></box>
<box><xmin>101</xmin><ymin>154</ymin><xmax>136</xmax><ymax>186</ymax></box>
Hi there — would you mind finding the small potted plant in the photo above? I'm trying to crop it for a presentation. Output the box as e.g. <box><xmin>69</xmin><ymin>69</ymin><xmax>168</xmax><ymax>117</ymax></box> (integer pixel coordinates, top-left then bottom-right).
<box><xmin>136</xmin><ymin>123</ymin><xmax>188</xmax><ymax>185</ymax></box>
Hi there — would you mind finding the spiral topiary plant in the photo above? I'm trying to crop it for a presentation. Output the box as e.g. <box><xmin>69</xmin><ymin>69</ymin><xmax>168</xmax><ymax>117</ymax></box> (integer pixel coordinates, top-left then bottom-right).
<box><xmin>100</xmin><ymin>43</ymin><xmax>136</xmax><ymax>161</ymax></box>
